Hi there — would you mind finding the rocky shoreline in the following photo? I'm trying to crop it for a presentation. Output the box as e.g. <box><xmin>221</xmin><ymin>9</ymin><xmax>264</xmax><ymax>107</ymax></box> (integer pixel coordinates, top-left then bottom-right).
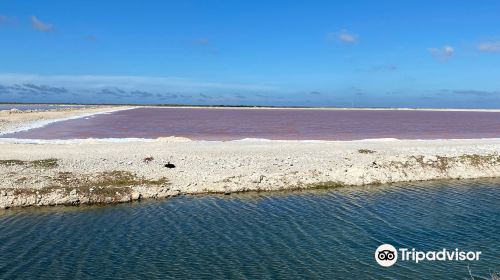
<box><xmin>0</xmin><ymin>138</ymin><xmax>499</xmax><ymax>209</ymax></box>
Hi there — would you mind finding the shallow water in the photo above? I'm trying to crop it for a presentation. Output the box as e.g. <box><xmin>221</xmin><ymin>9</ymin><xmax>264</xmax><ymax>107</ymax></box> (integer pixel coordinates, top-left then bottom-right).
<box><xmin>1</xmin><ymin>179</ymin><xmax>499</xmax><ymax>279</ymax></box>
<box><xmin>4</xmin><ymin>107</ymin><xmax>500</xmax><ymax>140</ymax></box>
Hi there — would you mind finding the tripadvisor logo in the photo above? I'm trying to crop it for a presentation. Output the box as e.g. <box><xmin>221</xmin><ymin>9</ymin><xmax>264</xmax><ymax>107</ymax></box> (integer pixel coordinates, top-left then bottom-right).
<box><xmin>375</xmin><ymin>244</ymin><xmax>482</xmax><ymax>267</ymax></box>
<box><xmin>375</xmin><ymin>244</ymin><xmax>398</xmax><ymax>267</ymax></box>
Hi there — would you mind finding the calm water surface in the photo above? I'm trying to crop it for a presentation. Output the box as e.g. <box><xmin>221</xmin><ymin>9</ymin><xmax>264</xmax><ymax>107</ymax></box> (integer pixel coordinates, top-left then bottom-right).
<box><xmin>1</xmin><ymin>179</ymin><xmax>499</xmax><ymax>279</ymax></box>
<box><xmin>4</xmin><ymin>107</ymin><xmax>500</xmax><ymax>140</ymax></box>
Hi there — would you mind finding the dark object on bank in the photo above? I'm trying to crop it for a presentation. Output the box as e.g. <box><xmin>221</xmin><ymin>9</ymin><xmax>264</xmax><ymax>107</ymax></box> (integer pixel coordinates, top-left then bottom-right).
<box><xmin>143</xmin><ymin>156</ymin><xmax>154</xmax><ymax>164</ymax></box>
<box><xmin>164</xmin><ymin>162</ymin><xmax>176</xmax><ymax>168</ymax></box>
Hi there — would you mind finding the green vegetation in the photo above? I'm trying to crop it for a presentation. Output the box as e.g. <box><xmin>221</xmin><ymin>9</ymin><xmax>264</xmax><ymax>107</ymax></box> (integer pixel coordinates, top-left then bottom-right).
<box><xmin>52</xmin><ymin>170</ymin><xmax>168</xmax><ymax>190</ymax></box>
<box><xmin>32</xmin><ymin>159</ymin><xmax>59</xmax><ymax>168</ymax></box>
<box><xmin>459</xmin><ymin>154</ymin><xmax>500</xmax><ymax>167</ymax></box>
<box><xmin>56</xmin><ymin>171</ymin><xmax>168</xmax><ymax>200</ymax></box>
<box><xmin>0</xmin><ymin>160</ymin><xmax>26</xmax><ymax>166</ymax></box>
<box><xmin>11</xmin><ymin>171</ymin><xmax>169</xmax><ymax>203</ymax></box>
<box><xmin>310</xmin><ymin>181</ymin><xmax>346</xmax><ymax>190</ymax></box>
<box><xmin>390</xmin><ymin>153</ymin><xmax>500</xmax><ymax>173</ymax></box>
<box><xmin>0</xmin><ymin>158</ymin><xmax>59</xmax><ymax>168</ymax></box>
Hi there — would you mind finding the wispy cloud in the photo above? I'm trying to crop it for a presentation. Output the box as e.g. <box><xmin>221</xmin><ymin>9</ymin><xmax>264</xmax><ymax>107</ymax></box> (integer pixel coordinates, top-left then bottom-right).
<box><xmin>327</xmin><ymin>30</ymin><xmax>358</xmax><ymax>44</ymax></box>
<box><xmin>0</xmin><ymin>15</ymin><xmax>8</xmax><ymax>24</ymax></box>
<box><xmin>477</xmin><ymin>41</ymin><xmax>500</xmax><ymax>53</ymax></box>
<box><xmin>83</xmin><ymin>87</ymin><xmax>183</xmax><ymax>100</ymax></box>
<box><xmin>0</xmin><ymin>83</ymin><xmax>68</xmax><ymax>96</ymax></box>
<box><xmin>193</xmin><ymin>38</ymin><xmax>210</xmax><ymax>45</ymax></box>
<box><xmin>356</xmin><ymin>64</ymin><xmax>398</xmax><ymax>72</ymax></box>
<box><xmin>372</xmin><ymin>64</ymin><xmax>397</xmax><ymax>72</ymax></box>
<box><xmin>0</xmin><ymin>15</ymin><xmax>16</xmax><ymax>26</ymax></box>
<box><xmin>451</xmin><ymin>89</ymin><xmax>500</xmax><ymax>97</ymax></box>
<box><xmin>0</xmin><ymin>82</ymin><xmax>189</xmax><ymax>103</ymax></box>
<box><xmin>85</xmin><ymin>35</ymin><xmax>97</xmax><ymax>41</ymax></box>
<box><xmin>129</xmin><ymin>90</ymin><xmax>154</xmax><ymax>98</ymax></box>
<box><xmin>0</xmin><ymin>74</ymin><xmax>280</xmax><ymax>94</ymax></box>
<box><xmin>31</xmin><ymin>16</ymin><xmax>54</xmax><ymax>32</ymax></box>
<box><xmin>428</xmin><ymin>45</ymin><xmax>454</xmax><ymax>61</ymax></box>
<box><xmin>96</xmin><ymin>88</ymin><xmax>128</xmax><ymax>97</ymax></box>
<box><xmin>190</xmin><ymin>38</ymin><xmax>220</xmax><ymax>55</ymax></box>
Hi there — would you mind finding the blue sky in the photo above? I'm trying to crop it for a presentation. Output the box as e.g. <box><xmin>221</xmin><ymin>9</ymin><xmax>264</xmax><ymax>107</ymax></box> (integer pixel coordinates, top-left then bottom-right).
<box><xmin>1</xmin><ymin>0</ymin><xmax>500</xmax><ymax>108</ymax></box>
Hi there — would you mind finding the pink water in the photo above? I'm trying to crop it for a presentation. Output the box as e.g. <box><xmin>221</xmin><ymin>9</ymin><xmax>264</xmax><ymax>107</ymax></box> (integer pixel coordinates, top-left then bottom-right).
<box><xmin>3</xmin><ymin>108</ymin><xmax>500</xmax><ymax>140</ymax></box>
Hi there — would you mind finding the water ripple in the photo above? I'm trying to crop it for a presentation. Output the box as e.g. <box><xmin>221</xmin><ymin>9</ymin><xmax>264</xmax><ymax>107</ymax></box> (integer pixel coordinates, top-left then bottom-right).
<box><xmin>1</xmin><ymin>179</ymin><xmax>500</xmax><ymax>279</ymax></box>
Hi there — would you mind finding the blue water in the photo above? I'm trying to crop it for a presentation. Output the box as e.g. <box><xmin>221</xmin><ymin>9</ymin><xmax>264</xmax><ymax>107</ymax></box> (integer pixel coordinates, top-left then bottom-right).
<box><xmin>0</xmin><ymin>179</ymin><xmax>499</xmax><ymax>279</ymax></box>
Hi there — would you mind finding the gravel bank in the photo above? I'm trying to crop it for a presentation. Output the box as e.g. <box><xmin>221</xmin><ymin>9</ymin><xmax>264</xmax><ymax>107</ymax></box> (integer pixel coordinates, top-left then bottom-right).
<box><xmin>0</xmin><ymin>138</ymin><xmax>499</xmax><ymax>208</ymax></box>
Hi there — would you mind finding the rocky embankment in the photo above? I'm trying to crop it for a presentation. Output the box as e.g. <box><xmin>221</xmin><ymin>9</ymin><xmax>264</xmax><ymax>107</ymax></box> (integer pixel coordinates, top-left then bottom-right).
<box><xmin>0</xmin><ymin>138</ymin><xmax>499</xmax><ymax>209</ymax></box>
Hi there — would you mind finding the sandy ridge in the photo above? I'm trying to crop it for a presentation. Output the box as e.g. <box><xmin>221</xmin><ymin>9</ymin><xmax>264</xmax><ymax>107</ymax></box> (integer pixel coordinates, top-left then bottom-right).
<box><xmin>0</xmin><ymin>138</ymin><xmax>499</xmax><ymax>208</ymax></box>
<box><xmin>0</xmin><ymin>105</ymin><xmax>135</xmax><ymax>136</ymax></box>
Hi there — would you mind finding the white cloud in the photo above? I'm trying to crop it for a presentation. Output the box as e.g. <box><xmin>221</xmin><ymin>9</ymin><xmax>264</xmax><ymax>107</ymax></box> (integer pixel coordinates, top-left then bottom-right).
<box><xmin>477</xmin><ymin>41</ymin><xmax>500</xmax><ymax>53</ymax></box>
<box><xmin>327</xmin><ymin>30</ymin><xmax>358</xmax><ymax>44</ymax></box>
<box><xmin>31</xmin><ymin>16</ymin><xmax>54</xmax><ymax>32</ymax></box>
<box><xmin>428</xmin><ymin>45</ymin><xmax>454</xmax><ymax>61</ymax></box>
<box><xmin>338</xmin><ymin>31</ymin><xmax>357</xmax><ymax>43</ymax></box>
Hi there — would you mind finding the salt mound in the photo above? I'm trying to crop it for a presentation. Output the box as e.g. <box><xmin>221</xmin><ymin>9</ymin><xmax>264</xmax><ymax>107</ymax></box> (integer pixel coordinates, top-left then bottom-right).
<box><xmin>156</xmin><ymin>136</ymin><xmax>192</xmax><ymax>142</ymax></box>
